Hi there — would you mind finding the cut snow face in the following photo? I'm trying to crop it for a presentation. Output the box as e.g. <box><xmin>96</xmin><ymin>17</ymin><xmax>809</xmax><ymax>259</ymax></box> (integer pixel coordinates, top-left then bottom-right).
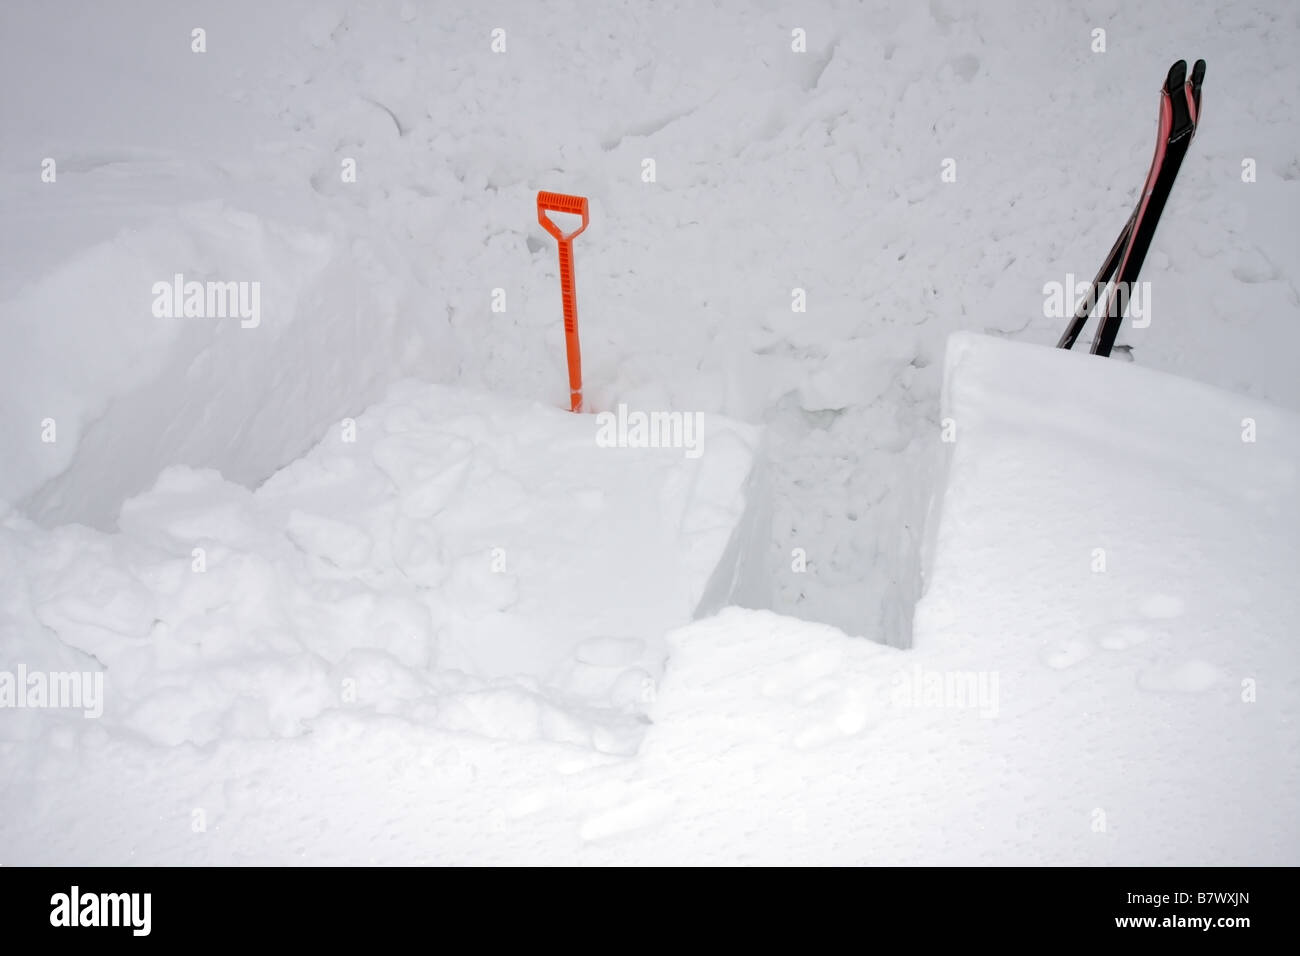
<box><xmin>0</xmin><ymin>200</ymin><xmax>425</xmax><ymax>532</ymax></box>
<box><xmin>0</xmin><ymin>384</ymin><xmax>764</xmax><ymax>755</ymax></box>
<box><xmin>906</xmin><ymin>334</ymin><xmax>1299</xmax><ymax>862</ymax></box>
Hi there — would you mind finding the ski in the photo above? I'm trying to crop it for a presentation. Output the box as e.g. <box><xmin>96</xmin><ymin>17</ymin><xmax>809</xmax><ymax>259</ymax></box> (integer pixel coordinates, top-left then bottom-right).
<box><xmin>1058</xmin><ymin>59</ymin><xmax>1206</xmax><ymax>356</ymax></box>
<box><xmin>1055</xmin><ymin>210</ymin><xmax>1135</xmax><ymax>350</ymax></box>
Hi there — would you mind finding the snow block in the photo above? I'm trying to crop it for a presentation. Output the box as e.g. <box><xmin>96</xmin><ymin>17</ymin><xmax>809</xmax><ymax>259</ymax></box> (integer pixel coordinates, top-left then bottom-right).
<box><xmin>912</xmin><ymin>332</ymin><xmax>1300</xmax><ymax>861</ymax></box>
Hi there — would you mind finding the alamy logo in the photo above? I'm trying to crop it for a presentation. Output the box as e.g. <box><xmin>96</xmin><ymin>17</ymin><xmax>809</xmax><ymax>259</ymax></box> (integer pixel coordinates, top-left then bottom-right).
<box><xmin>50</xmin><ymin>886</ymin><xmax>151</xmax><ymax>936</ymax></box>
<box><xmin>151</xmin><ymin>273</ymin><xmax>261</xmax><ymax>328</ymax></box>
<box><xmin>595</xmin><ymin>403</ymin><xmax>703</xmax><ymax>459</ymax></box>
<box><xmin>1042</xmin><ymin>273</ymin><xmax>1151</xmax><ymax>327</ymax></box>
<box><xmin>889</xmin><ymin>666</ymin><xmax>999</xmax><ymax>718</ymax></box>
<box><xmin>0</xmin><ymin>665</ymin><xmax>103</xmax><ymax>718</ymax></box>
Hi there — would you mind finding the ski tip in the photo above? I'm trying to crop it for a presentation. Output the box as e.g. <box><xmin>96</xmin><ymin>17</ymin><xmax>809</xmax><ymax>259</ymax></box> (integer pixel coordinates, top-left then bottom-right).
<box><xmin>1191</xmin><ymin>59</ymin><xmax>1206</xmax><ymax>87</ymax></box>
<box><xmin>1165</xmin><ymin>59</ymin><xmax>1187</xmax><ymax>92</ymax></box>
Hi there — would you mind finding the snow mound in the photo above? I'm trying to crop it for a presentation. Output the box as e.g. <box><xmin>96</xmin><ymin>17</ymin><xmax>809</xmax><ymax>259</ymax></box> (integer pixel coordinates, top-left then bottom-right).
<box><xmin>1</xmin><ymin>385</ymin><xmax>765</xmax><ymax>754</ymax></box>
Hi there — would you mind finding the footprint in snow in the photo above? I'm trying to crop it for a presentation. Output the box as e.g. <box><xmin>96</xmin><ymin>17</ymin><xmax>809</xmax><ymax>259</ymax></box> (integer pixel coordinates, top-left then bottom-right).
<box><xmin>1042</xmin><ymin>638</ymin><xmax>1094</xmax><ymax>670</ymax></box>
<box><xmin>1096</xmin><ymin>622</ymin><xmax>1153</xmax><ymax>651</ymax></box>
<box><xmin>792</xmin><ymin>690</ymin><xmax>873</xmax><ymax>749</ymax></box>
<box><xmin>575</xmin><ymin>636</ymin><xmax>645</xmax><ymax>668</ymax></box>
<box><xmin>1137</xmin><ymin>659</ymin><xmax>1221</xmax><ymax>693</ymax></box>
<box><xmin>579</xmin><ymin>792</ymin><xmax>674</xmax><ymax>843</ymax></box>
<box><xmin>759</xmin><ymin>647</ymin><xmax>843</xmax><ymax>697</ymax></box>
<box><xmin>1139</xmin><ymin>594</ymin><xmax>1185</xmax><ymax>619</ymax></box>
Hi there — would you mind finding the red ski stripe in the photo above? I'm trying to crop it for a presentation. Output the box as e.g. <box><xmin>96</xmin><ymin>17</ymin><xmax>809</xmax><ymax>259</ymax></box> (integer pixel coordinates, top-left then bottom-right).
<box><xmin>1100</xmin><ymin>90</ymin><xmax>1173</xmax><ymax>326</ymax></box>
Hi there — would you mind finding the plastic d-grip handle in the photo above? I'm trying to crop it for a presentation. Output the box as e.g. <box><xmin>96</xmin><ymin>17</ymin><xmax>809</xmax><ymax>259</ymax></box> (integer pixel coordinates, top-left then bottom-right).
<box><xmin>537</xmin><ymin>192</ymin><xmax>589</xmax><ymax>241</ymax></box>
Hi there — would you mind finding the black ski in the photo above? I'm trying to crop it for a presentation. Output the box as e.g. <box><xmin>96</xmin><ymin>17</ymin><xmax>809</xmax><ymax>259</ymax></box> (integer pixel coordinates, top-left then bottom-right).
<box><xmin>1055</xmin><ymin>210</ymin><xmax>1134</xmax><ymax>350</ymax></box>
<box><xmin>1058</xmin><ymin>59</ymin><xmax>1205</xmax><ymax>356</ymax></box>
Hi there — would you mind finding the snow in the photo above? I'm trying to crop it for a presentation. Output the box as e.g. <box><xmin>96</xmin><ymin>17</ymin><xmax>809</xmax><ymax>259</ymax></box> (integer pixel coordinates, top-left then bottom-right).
<box><xmin>3</xmin><ymin>383</ymin><xmax>764</xmax><ymax>755</ymax></box>
<box><xmin>1</xmin><ymin>0</ymin><xmax>1298</xmax><ymax>864</ymax></box>
<box><xmin>4</xmin><ymin>334</ymin><xmax>1293</xmax><ymax>864</ymax></box>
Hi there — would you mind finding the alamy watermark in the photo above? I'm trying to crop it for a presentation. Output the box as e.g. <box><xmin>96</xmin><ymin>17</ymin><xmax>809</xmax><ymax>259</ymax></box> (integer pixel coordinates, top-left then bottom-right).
<box><xmin>0</xmin><ymin>664</ymin><xmax>103</xmax><ymax>718</ymax></box>
<box><xmin>1043</xmin><ymin>273</ymin><xmax>1151</xmax><ymax>327</ymax></box>
<box><xmin>889</xmin><ymin>665</ymin><xmax>999</xmax><ymax>718</ymax></box>
<box><xmin>152</xmin><ymin>273</ymin><xmax>261</xmax><ymax>328</ymax></box>
<box><xmin>595</xmin><ymin>403</ymin><xmax>703</xmax><ymax>459</ymax></box>
<box><xmin>50</xmin><ymin>886</ymin><xmax>150</xmax><ymax>936</ymax></box>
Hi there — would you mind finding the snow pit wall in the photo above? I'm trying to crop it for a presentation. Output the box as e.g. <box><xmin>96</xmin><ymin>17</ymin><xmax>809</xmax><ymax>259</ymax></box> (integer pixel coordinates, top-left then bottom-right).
<box><xmin>692</xmin><ymin>450</ymin><xmax>773</xmax><ymax>618</ymax></box>
<box><xmin>1</xmin><ymin>202</ymin><xmax>443</xmax><ymax>531</ymax></box>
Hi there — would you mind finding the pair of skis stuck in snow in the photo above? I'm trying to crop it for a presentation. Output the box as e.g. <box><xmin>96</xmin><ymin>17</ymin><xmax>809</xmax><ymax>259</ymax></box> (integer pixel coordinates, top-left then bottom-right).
<box><xmin>1058</xmin><ymin>59</ymin><xmax>1207</xmax><ymax>357</ymax></box>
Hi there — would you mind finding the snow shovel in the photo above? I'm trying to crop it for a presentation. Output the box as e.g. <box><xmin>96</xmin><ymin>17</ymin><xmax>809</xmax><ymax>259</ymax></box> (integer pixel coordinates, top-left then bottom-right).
<box><xmin>537</xmin><ymin>191</ymin><xmax>590</xmax><ymax>412</ymax></box>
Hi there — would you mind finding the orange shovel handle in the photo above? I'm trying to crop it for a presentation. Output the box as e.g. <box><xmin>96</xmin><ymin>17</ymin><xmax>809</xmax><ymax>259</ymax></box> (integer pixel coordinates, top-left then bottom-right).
<box><xmin>537</xmin><ymin>192</ymin><xmax>589</xmax><ymax>412</ymax></box>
